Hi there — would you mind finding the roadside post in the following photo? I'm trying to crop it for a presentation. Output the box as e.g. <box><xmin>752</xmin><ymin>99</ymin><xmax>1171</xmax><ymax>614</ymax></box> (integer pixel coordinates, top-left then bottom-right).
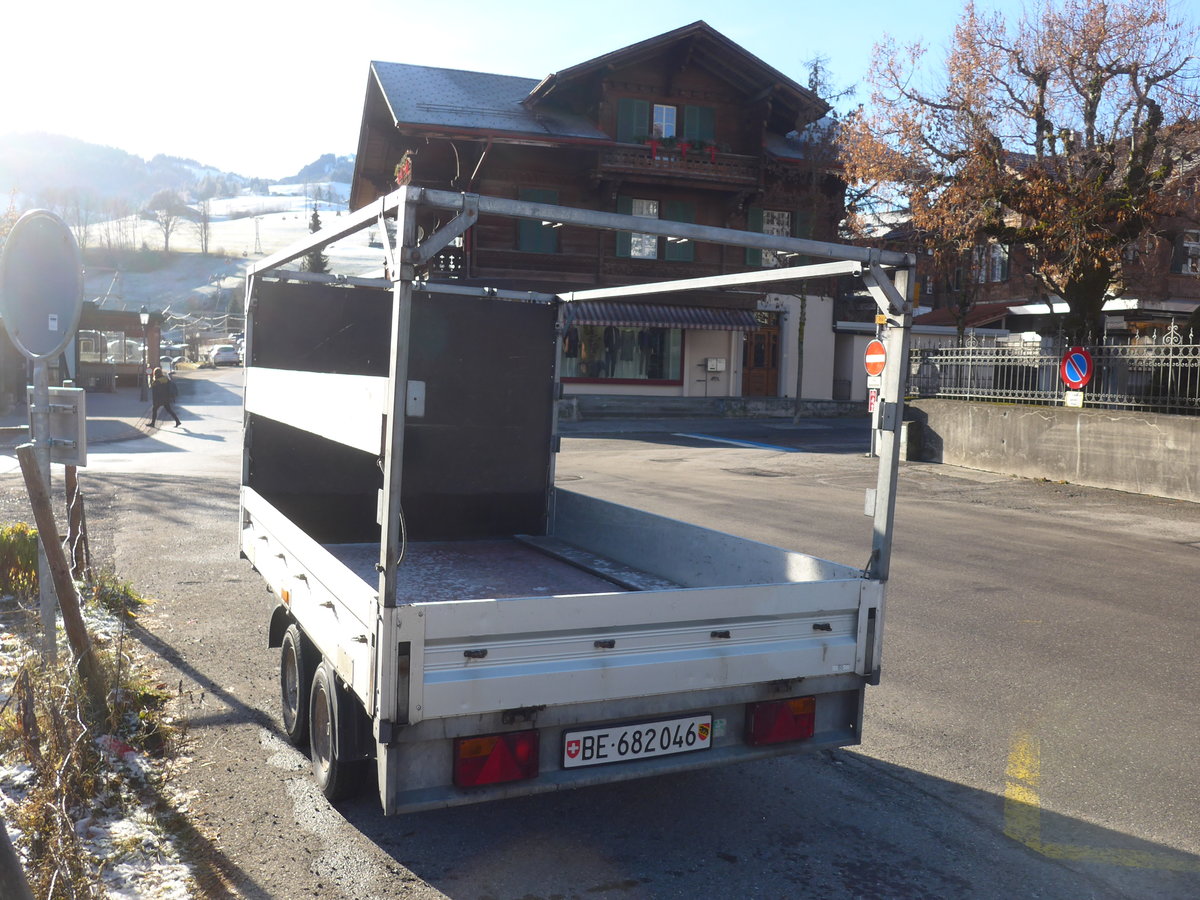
<box><xmin>0</xmin><ymin>209</ymin><xmax>86</xmax><ymax>661</ymax></box>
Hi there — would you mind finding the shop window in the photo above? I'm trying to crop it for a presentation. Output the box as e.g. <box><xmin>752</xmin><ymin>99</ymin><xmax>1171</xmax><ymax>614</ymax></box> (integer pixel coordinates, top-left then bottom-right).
<box><xmin>561</xmin><ymin>325</ymin><xmax>682</xmax><ymax>382</ymax></box>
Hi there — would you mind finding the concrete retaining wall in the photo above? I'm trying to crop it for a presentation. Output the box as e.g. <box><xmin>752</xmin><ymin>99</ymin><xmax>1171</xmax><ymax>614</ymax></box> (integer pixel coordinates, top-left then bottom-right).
<box><xmin>907</xmin><ymin>399</ymin><xmax>1200</xmax><ymax>503</ymax></box>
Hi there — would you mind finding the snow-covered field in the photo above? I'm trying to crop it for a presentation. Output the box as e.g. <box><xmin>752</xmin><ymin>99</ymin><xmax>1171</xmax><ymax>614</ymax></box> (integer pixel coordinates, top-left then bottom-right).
<box><xmin>83</xmin><ymin>183</ymin><xmax>388</xmax><ymax>317</ymax></box>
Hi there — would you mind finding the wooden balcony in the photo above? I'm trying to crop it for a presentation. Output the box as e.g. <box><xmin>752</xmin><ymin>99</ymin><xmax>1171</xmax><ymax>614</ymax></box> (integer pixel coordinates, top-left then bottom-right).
<box><xmin>597</xmin><ymin>145</ymin><xmax>760</xmax><ymax>187</ymax></box>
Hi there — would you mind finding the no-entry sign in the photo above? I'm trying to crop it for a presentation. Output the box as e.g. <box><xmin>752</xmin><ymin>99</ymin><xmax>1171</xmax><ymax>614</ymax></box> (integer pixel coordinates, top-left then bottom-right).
<box><xmin>1060</xmin><ymin>346</ymin><xmax>1094</xmax><ymax>390</ymax></box>
<box><xmin>864</xmin><ymin>339</ymin><xmax>887</xmax><ymax>377</ymax></box>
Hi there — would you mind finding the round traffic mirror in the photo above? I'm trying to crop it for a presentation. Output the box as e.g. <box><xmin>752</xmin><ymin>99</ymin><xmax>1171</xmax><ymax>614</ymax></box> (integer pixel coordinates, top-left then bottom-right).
<box><xmin>0</xmin><ymin>209</ymin><xmax>84</xmax><ymax>360</ymax></box>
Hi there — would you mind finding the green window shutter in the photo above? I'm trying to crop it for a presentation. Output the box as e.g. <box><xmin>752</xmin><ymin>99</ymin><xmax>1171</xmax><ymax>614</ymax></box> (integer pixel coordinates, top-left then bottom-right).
<box><xmin>518</xmin><ymin>188</ymin><xmax>558</xmax><ymax>253</ymax></box>
<box><xmin>684</xmin><ymin>106</ymin><xmax>716</xmax><ymax>142</ymax></box>
<box><xmin>616</xmin><ymin>98</ymin><xmax>649</xmax><ymax>143</ymax></box>
<box><xmin>792</xmin><ymin>208</ymin><xmax>814</xmax><ymax>265</ymax></box>
<box><xmin>745</xmin><ymin>206</ymin><xmax>764</xmax><ymax>267</ymax></box>
<box><xmin>616</xmin><ymin>195</ymin><xmax>633</xmax><ymax>258</ymax></box>
<box><xmin>665</xmin><ymin>201</ymin><xmax>695</xmax><ymax>262</ymax></box>
<box><xmin>792</xmin><ymin>208</ymin><xmax>814</xmax><ymax>239</ymax></box>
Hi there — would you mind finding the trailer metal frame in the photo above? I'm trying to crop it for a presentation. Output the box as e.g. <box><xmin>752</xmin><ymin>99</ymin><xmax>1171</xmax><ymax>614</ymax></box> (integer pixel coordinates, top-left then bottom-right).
<box><xmin>242</xmin><ymin>187</ymin><xmax>915</xmax><ymax>811</ymax></box>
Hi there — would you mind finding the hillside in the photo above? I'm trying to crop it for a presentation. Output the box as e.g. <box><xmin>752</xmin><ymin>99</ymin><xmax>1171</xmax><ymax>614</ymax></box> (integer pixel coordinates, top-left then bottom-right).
<box><xmin>276</xmin><ymin>153</ymin><xmax>355</xmax><ymax>185</ymax></box>
<box><xmin>0</xmin><ymin>132</ymin><xmax>353</xmax><ymax>210</ymax></box>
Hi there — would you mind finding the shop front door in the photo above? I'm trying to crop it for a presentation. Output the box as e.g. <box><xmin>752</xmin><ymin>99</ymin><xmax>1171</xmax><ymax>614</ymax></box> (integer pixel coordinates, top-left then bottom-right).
<box><xmin>741</xmin><ymin>315</ymin><xmax>780</xmax><ymax>396</ymax></box>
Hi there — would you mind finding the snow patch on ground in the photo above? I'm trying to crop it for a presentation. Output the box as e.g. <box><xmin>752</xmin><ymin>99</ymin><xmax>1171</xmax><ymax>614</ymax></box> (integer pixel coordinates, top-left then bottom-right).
<box><xmin>0</xmin><ymin>599</ymin><xmax>197</xmax><ymax>898</ymax></box>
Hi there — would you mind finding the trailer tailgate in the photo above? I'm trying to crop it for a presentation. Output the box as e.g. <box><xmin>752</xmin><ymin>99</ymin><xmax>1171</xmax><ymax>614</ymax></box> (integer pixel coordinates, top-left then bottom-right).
<box><xmin>401</xmin><ymin>576</ymin><xmax>873</xmax><ymax>719</ymax></box>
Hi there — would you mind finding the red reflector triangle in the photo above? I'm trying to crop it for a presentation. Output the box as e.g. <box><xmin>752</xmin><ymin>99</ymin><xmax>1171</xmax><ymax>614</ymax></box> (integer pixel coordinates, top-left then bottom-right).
<box><xmin>767</xmin><ymin>704</ymin><xmax>798</xmax><ymax>742</ymax></box>
<box><xmin>477</xmin><ymin>737</ymin><xmax>521</xmax><ymax>784</ymax></box>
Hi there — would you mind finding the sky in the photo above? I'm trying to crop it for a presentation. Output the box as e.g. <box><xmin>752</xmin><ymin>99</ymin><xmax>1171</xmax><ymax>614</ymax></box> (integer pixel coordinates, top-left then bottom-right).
<box><xmin>2</xmin><ymin>0</ymin><xmax>976</xmax><ymax>181</ymax></box>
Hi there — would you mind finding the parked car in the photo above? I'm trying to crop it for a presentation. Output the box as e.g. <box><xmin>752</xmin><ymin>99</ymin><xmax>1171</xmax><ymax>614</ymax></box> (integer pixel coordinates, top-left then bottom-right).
<box><xmin>209</xmin><ymin>345</ymin><xmax>241</xmax><ymax>366</ymax></box>
<box><xmin>159</xmin><ymin>355</ymin><xmax>175</xmax><ymax>373</ymax></box>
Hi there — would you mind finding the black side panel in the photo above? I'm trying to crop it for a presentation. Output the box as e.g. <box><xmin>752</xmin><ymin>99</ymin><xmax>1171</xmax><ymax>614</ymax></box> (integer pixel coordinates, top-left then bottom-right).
<box><xmin>245</xmin><ymin>279</ymin><xmax>558</xmax><ymax>544</ymax></box>
<box><xmin>402</xmin><ymin>292</ymin><xmax>557</xmax><ymax>540</ymax></box>
<box><xmin>252</xmin><ymin>280</ymin><xmax>391</xmax><ymax>376</ymax></box>
<box><xmin>246</xmin><ymin>414</ymin><xmax>382</xmax><ymax>543</ymax></box>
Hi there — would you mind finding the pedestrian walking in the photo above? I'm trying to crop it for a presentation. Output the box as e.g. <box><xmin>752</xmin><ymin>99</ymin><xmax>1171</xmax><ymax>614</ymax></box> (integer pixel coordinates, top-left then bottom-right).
<box><xmin>148</xmin><ymin>367</ymin><xmax>181</xmax><ymax>428</ymax></box>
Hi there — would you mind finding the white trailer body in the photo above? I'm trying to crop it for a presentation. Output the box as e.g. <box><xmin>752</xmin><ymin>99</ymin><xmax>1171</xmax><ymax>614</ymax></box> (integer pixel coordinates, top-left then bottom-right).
<box><xmin>239</xmin><ymin>188</ymin><xmax>914</xmax><ymax>813</ymax></box>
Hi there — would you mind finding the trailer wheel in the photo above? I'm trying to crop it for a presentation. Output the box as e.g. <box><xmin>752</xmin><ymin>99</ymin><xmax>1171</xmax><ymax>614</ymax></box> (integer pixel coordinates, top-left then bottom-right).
<box><xmin>309</xmin><ymin>661</ymin><xmax>357</xmax><ymax>801</ymax></box>
<box><xmin>280</xmin><ymin>624</ymin><xmax>313</xmax><ymax>746</ymax></box>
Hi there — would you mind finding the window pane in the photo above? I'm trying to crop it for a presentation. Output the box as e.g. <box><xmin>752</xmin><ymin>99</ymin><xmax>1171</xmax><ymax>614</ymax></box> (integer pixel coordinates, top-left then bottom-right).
<box><xmin>630</xmin><ymin>198</ymin><xmax>659</xmax><ymax>260</ymax></box>
<box><xmin>561</xmin><ymin>325</ymin><xmax>681</xmax><ymax>381</ymax></box>
<box><xmin>653</xmin><ymin>105</ymin><xmax>677</xmax><ymax>139</ymax></box>
<box><xmin>990</xmin><ymin>244</ymin><xmax>1009</xmax><ymax>282</ymax></box>
<box><xmin>761</xmin><ymin>210</ymin><xmax>791</xmax><ymax>268</ymax></box>
<box><xmin>1183</xmin><ymin>231</ymin><xmax>1200</xmax><ymax>275</ymax></box>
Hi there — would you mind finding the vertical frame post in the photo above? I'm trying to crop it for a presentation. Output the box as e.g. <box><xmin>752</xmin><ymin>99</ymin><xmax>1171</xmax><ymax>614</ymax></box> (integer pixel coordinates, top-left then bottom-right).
<box><xmin>868</xmin><ymin>266</ymin><xmax>914</xmax><ymax>583</ymax></box>
<box><xmin>378</xmin><ymin>186</ymin><xmax>418</xmax><ymax>608</ymax></box>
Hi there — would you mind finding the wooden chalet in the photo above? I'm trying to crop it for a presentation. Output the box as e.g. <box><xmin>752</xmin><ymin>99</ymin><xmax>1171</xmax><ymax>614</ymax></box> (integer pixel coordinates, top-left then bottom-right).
<box><xmin>350</xmin><ymin>22</ymin><xmax>845</xmax><ymax>401</ymax></box>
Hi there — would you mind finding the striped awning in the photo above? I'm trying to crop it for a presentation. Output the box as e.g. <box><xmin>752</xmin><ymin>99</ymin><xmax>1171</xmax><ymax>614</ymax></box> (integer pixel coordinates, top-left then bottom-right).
<box><xmin>563</xmin><ymin>300</ymin><xmax>760</xmax><ymax>331</ymax></box>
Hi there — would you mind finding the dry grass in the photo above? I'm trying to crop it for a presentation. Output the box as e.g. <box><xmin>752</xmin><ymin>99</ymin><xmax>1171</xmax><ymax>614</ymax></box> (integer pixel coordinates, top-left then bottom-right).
<box><xmin>0</xmin><ymin>564</ymin><xmax>188</xmax><ymax>898</ymax></box>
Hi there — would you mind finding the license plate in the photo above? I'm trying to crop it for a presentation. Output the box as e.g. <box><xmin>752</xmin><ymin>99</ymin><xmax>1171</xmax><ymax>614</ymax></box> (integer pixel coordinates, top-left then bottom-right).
<box><xmin>562</xmin><ymin>714</ymin><xmax>712</xmax><ymax>769</ymax></box>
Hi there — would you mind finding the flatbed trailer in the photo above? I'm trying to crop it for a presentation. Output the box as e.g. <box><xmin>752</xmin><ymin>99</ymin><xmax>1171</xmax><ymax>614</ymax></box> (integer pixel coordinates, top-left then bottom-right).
<box><xmin>239</xmin><ymin>188</ymin><xmax>914</xmax><ymax>813</ymax></box>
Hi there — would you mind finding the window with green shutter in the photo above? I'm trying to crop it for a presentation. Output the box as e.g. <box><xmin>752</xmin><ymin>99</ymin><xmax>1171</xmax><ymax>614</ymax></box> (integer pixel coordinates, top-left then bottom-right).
<box><xmin>616</xmin><ymin>196</ymin><xmax>659</xmax><ymax>259</ymax></box>
<box><xmin>616</xmin><ymin>196</ymin><xmax>633</xmax><ymax>257</ymax></box>
<box><xmin>792</xmin><ymin>208</ymin><xmax>814</xmax><ymax>265</ymax></box>
<box><xmin>745</xmin><ymin>206</ymin><xmax>764</xmax><ymax>267</ymax></box>
<box><xmin>664</xmin><ymin>200</ymin><xmax>695</xmax><ymax>262</ymax></box>
<box><xmin>616</xmin><ymin>98</ymin><xmax>650</xmax><ymax>143</ymax></box>
<box><xmin>518</xmin><ymin>188</ymin><xmax>558</xmax><ymax>253</ymax></box>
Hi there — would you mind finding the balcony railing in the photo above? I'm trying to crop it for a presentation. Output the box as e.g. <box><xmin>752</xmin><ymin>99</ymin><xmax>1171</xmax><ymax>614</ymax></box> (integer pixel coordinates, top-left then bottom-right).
<box><xmin>597</xmin><ymin>146</ymin><xmax>760</xmax><ymax>186</ymax></box>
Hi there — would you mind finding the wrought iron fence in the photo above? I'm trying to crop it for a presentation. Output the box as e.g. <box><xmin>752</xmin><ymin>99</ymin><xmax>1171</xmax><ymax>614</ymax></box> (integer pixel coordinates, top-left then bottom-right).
<box><xmin>908</xmin><ymin>324</ymin><xmax>1200</xmax><ymax>415</ymax></box>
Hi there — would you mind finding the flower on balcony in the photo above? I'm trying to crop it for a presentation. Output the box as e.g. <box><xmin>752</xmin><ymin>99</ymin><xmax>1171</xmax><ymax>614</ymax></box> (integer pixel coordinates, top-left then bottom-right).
<box><xmin>394</xmin><ymin>151</ymin><xmax>415</xmax><ymax>187</ymax></box>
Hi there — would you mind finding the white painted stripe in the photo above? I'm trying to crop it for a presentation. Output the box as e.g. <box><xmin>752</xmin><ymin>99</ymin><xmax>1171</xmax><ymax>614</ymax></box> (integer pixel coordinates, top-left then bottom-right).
<box><xmin>245</xmin><ymin>367</ymin><xmax>388</xmax><ymax>454</ymax></box>
<box><xmin>672</xmin><ymin>433</ymin><xmax>803</xmax><ymax>453</ymax></box>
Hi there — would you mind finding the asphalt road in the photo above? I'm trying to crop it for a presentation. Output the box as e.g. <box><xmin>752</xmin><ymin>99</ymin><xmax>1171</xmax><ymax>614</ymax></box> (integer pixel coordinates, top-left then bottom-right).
<box><xmin>8</xmin><ymin>367</ymin><xmax>1198</xmax><ymax>899</ymax></box>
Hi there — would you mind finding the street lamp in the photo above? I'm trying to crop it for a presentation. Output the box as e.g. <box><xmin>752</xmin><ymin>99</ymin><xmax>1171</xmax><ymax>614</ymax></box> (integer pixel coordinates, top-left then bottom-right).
<box><xmin>139</xmin><ymin>306</ymin><xmax>150</xmax><ymax>402</ymax></box>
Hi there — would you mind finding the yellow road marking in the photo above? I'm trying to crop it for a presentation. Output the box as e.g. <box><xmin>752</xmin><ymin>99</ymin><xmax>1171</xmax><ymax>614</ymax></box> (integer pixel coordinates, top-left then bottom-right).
<box><xmin>1004</xmin><ymin>731</ymin><xmax>1200</xmax><ymax>872</ymax></box>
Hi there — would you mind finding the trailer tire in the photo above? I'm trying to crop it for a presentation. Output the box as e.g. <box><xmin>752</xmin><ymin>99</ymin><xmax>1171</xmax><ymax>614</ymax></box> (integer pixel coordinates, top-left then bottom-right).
<box><xmin>280</xmin><ymin>624</ymin><xmax>314</xmax><ymax>746</ymax></box>
<box><xmin>309</xmin><ymin>661</ymin><xmax>358</xmax><ymax>801</ymax></box>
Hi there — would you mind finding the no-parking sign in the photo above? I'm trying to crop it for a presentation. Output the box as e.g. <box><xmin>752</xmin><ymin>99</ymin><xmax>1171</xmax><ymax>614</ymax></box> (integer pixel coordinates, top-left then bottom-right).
<box><xmin>1060</xmin><ymin>347</ymin><xmax>1094</xmax><ymax>390</ymax></box>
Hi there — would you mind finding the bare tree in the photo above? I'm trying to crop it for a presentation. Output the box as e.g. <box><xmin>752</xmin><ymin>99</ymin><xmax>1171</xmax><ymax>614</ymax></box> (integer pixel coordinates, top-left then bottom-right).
<box><xmin>841</xmin><ymin>0</ymin><xmax>1200</xmax><ymax>338</ymax></box>
<box><xmin>143</xmin><ymin>188</ymin><xmax>187</xmax><ymax>253</ymax></box>
<box><xmin>62</xmin><ymin>188</ymin><xmax>98</xmax><ymax>253</ymax></box>
<box><xmin>0</xmin><ymin>190</ymin><xmax>18</xmax><ymax>241</ymax></box>
<box><xmin>193</xmin><ymin>199</ymin><xmax>212</xmax><ymax>255</ymax></box>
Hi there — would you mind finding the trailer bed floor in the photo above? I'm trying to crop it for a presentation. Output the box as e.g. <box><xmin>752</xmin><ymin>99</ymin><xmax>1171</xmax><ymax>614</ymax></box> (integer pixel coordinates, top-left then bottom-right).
<box><xmin>325</xmin><ymin>539</ymin><xmax>628</xmax><ymax>603</ymax></box>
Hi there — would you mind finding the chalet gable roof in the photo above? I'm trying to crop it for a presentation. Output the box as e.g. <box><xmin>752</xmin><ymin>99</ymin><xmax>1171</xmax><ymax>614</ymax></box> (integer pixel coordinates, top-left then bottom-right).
<box><xmin>367</xmin><ymin>22</ymin><xmax>829</xmax><ymax>144</ymax></box>
<box><xmin>526</xmin><ymin>21</ymin><xmax>828</xmax><ymax>129</ymax></box>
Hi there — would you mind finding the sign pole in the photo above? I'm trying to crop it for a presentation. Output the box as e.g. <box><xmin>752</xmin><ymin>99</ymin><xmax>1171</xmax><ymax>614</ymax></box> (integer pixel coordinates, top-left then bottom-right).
<box><xmin>30</xmin><ymin>359</ymin><xmax>57</xmax><ymax>662</ymax></box>
<box><xmin>0</xmin><ymin>209</ymin><xmax>85</xmax><ymax>664</ymax></box>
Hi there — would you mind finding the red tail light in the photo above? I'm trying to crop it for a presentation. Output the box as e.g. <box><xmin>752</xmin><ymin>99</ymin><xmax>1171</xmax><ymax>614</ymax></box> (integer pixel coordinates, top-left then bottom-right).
<box><xmin>745</xmin><ymin>697</ymin><xmax>816</xmax><ymax>746</ymax></box>
<box><xmin>453</xmin><ymin>730</ymin><xmax>540</xmax><ymax>787</ymax></box>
